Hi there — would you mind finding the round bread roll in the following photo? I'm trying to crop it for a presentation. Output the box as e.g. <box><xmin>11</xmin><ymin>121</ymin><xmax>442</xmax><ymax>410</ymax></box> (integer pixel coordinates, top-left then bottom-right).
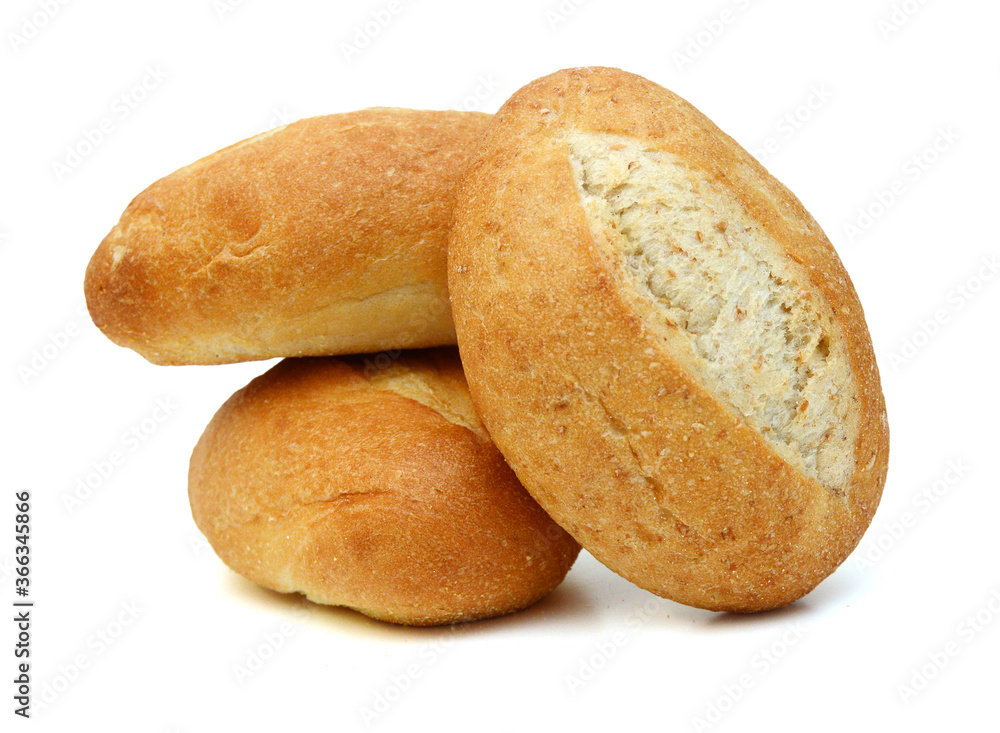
<box><xmin>86</xmin><ymin>108</ymin><xmax>490</xmax><ymax>365</ymax></box>
<box><xmin>189</xmin><ymin>347</ymin><xmax>580</xmax><ymax>626</ymax></box>
<box><xmin>447</xmin><ymin>67</ymin><xmax>889</xmax><ymax>612</ymax></box>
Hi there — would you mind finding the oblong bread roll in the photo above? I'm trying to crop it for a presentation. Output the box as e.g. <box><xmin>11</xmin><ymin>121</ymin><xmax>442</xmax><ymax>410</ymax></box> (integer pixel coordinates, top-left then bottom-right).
<box><xmin>188</xmin><ymin>347</ymin><xmax>580</xmax><ymax>626</ymax></box>
<box><xmin>85</xmin><ymin>108</ymin><xmax>490</xmax><ymax>365</ymax></box>
<box><xmin>448</xmin><ymin>67</ymin><xmax>889</xmax><ymax>612</ymax></box>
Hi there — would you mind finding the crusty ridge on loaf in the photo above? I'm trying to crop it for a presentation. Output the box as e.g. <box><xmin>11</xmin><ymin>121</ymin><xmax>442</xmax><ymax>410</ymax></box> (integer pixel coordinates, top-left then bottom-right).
<box><xmin>568</xmin><ymin>133</ymin><xmax>856</xmax><ymax>491</ymax></box>
<box><xmin>352</xmin><ymin>353</ymin><xmax>485</xmax><ymax>437</ymax></box>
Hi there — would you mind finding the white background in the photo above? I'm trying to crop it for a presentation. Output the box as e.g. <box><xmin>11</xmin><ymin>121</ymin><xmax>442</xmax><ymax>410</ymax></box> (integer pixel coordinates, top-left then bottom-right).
<box><xmin>3</xmin><ymin>0</ymin><xmax>998</xmax><ymax>730</ymax></box>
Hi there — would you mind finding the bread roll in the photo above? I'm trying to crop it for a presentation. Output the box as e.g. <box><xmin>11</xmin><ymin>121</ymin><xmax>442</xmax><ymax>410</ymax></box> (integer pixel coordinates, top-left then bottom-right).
<box><xmin>85</xmin><ymin>109</ymin><xmax>490</xmax><ymax>365</ymax></box>
<box><xmin>448</xmin><ymin>67</ymin><xmax>889</xmax><ymax>612</ymax></box>
<box><xmin>188</xmin><ymin>347</ymin><xmax>579</xmax><ymax>626</ymax></box>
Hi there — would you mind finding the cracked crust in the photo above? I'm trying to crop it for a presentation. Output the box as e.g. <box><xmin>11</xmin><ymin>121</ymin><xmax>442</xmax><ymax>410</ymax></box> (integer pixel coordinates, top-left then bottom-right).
<box><xmin>188</xmin><ymin>347</ymin><xmax>580</xmax><ymax>626</ymax></box>
<box><xmin>447</xmin><ymin>67</ymin><xmax>889</xmax><ymax>612</ymax></box>
<box><xmin>85</xmin><ymin>108</ymin><xmax>491</xmax><ymax>365</ymax></box>
<box><xmin>568</xmin><ymin>133</ymin><xmax>856</xmax><ymax>490</ymax></box>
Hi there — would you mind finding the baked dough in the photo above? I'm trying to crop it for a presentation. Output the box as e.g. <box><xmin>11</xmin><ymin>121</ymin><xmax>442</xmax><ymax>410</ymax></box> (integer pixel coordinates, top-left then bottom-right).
<box><xmin>86</xmin><ymin>109</ymin><xmax>489</xmax><ymax>365</ymax></box>
<box><xmin>188</xmin><ymin>347</ymin><xmax>580</xmax><ymax>625</ymax></box>
<box><xmin>448</xmin><ymin>67</ymin><xmax>889</xmax><ymax>612</ymax></box>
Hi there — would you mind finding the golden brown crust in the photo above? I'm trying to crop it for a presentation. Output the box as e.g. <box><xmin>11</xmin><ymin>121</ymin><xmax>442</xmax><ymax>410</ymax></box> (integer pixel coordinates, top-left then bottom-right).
<box><xmin>448</xmin><ymin>67</ymin><xmax>889</xmax><ymax>612</ymax></box>
<box><xmin>85</xmin><ymin>109</ymin><xmax>491</xmax><ymax>365</ymax></box>
<box><xmin>188</xmin><ymin>347</ymin><xmax>580</xmax><ymax>626</ymax></box>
